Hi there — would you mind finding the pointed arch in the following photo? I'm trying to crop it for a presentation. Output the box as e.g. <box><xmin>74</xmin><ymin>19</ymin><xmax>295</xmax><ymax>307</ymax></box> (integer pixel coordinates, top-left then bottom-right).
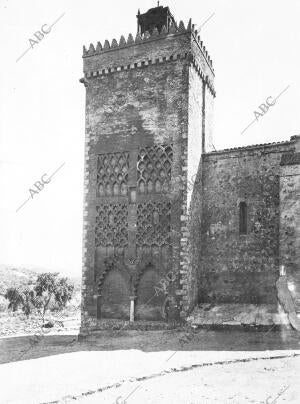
<box><xmin>134</xmin><ymin>263</ymin><xmax>165</xmax><ymax>321</ymax></box>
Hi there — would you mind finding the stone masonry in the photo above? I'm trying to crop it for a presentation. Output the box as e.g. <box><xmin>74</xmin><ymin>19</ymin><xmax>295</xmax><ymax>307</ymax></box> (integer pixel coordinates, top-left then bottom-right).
<box><xmin>190</xmin><ymin>136</ymin><xmax>300</xmax><ymax>316</ymax></box>
<box><xmin>80</xmin><ymin>5</ymin><xmax>299</xmax><ymax>333</ymax></box>
<box><xmin>80</xmin><ymin>5</ymin><xmax>215</xmax><ymax>333</ymax></box>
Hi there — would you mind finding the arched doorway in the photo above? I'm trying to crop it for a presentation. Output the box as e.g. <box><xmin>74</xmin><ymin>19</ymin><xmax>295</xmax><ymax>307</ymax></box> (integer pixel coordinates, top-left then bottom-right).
<box><xmin>135</xmin><ymin>266</ymin><xmax>165</xmax><ymax>320</ymax></box>
<box><xmin>100</xmin><ymin>270</ymin><xmax>130</xmax><ymax>319</ymax></box>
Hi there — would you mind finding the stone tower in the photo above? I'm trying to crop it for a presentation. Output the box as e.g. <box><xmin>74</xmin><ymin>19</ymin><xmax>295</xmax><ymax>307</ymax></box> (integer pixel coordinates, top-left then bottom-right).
<box><xmin>80</xmin><ymin>4</ymin><xmax>215</xmax><ymax>332</ymax></box>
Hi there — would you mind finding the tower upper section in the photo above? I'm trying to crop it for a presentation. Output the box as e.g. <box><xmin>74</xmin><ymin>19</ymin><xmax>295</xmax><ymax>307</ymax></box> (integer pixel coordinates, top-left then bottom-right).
<box><xmin>82</xmin><ymin>6</ymin><xmax>215</xmax><ymax>96</ymax></box>
<box><xmin>137</xmin><ymin>5</ymin><xmax>175</xmax><ymax>35</ymax></box>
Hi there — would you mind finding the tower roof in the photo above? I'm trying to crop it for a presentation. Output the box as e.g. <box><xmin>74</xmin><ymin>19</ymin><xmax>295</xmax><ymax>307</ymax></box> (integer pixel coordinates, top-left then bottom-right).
<box><xmin>137</xmin><ymin>4</ymin><xmax>175</xmax><ymax>35</ymax></box>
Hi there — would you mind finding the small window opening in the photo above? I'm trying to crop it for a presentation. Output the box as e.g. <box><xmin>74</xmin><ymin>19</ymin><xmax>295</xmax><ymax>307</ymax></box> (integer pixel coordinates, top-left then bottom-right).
<box><xmin>239</xmin><ymin>201</ymin><xmax>247</xmax><ymax>234</ymax></box>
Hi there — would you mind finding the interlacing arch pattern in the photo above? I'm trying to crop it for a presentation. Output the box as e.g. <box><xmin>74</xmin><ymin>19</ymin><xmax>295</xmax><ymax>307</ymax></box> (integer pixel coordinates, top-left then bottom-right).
<box><xmin>97</xmin><ymin>152</ymin><xmax>129</xmax><ymax>197</ymax></box>
<box><xmin>136</xmin><ymin>201</ymin><xmax>171</xmax><ymax>247</ymax></box>
<box><xmin>137</xmin><ymin>144</ymin><xmax>173</xmax><ymax>195</ymax></box>
<box><xmin>95</xmin><ymin>204</ymin><xmax>128</xmax><ymax>247</ymax></box>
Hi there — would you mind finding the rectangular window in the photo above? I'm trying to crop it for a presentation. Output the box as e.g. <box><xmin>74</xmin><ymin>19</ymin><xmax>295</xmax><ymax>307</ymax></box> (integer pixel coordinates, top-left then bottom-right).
<box><xmin>239</xmin><ymin>201</ymin><xmax>247</xmax><ymax>234</ymax></box>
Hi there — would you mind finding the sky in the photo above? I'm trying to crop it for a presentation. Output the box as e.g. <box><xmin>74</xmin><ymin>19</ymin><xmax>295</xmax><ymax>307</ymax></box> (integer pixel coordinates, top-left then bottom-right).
<box><xmin>0</xmin><ymin>0</ymin><xmax>299</xmax><ymax>276</ymax></box>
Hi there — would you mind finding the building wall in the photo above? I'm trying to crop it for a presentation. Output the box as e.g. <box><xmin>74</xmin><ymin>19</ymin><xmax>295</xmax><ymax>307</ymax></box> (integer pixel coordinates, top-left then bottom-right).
<box><xmin>80</xmin><ymin>14</ymin><xmax>299</xmax><ymax>330</ymax></box>
<box><xmin>81</xmin><ymin>24</ymin><xmax>197</xmax><ymax>330</ymax></box>
<box><xmin>198</xmin><ymin>141</ymin><xmax>294</xmax><ymax>305</ymax></box>
<box><xmin>204</xmin><ymin>85</ymin><xmax>214</xmax><ymax>152</ymax></box>
<box><xmin>80</xmin><ymin>15</ymin><xmax>300</xmax><ymax>331</ymax></box>
<box><xmin>80</xmin><ymin>21</ymin><xmax>215</xmax><ymax>330</ymax></box>
<box><xmin>279</xmin><ymin>137</ymin><xmax>300</xmax><ymax>311</ymax></box>
<box><xmin>180</xmin><ymin>30</ymin><xmax>215</xmax><ymax>315</ymax></box>
<box><xmin>83</xmin><ymin>31</ymin><xmax>191</xmax><ymax>75</ymax></box>
<box><xmin>181</xmin><ymin>67</ymin><xmax>203</xmax><ymax>315</ymax></box>
<box><xmin>82</xmin><ymin>60</ymin><xmax>188</xmax><ymax>327</ymax></box>
<box><xmin>177</xmin><ymin>29</ymin><xmax>215</xmax><ymax>316</ymax></box>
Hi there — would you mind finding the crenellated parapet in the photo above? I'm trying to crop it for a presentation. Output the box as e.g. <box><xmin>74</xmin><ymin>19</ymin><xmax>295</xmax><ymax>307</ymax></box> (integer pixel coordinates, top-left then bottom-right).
<box><xmin>82</xmin><ymin>20</ymin><xmax>190</xmax><ymax>57</ymax></box>
<box><xmin>82</xmin><ymin>19</ymin><xmax>214</xmax><ymax>75</ymax></box>
<box><xmin>82</xmin><ymin>51</ymin><xmax>216</xmax><ymax>98</ymax></box>
<box><xmin>190</xmin><ymin>24</ymin><xmax>214</xmax><ymax>73</ymax></box>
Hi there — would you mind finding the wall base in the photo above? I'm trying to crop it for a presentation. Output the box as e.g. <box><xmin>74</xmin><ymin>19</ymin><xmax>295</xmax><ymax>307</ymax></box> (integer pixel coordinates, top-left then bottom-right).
<box><xmin>188</xmin><ymin>303</ymin><xmax>291</xmax><ymax>327</ymax></box>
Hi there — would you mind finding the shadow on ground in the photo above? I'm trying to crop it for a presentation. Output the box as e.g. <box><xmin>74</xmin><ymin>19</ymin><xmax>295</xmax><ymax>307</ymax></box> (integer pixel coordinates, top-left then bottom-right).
<box><xmin>1</xmin><ymin>327</ymin><xmax>300</xmax><ymax>364</ymax></box>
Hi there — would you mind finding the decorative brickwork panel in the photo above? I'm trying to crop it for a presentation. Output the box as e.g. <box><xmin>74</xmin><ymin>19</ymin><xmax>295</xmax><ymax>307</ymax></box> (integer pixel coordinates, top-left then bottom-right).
<box><xmin>97</xmin><ymin>152</ymin><xmax>129</xmax><ymax>197</ymax></box>
<box><xmin>95</xmin><ymin>204</ymin><xmax>128</xmax><ymax>247</ymax></box>
<box><xmin>137</xmin><ymin>201</ymin><xmax>171</xmax><ymax>246</ymax></box>
<box><xmin>137</xmin><ymin>144</ymin><xmax>173</xmax><ymax>194</ymax></box>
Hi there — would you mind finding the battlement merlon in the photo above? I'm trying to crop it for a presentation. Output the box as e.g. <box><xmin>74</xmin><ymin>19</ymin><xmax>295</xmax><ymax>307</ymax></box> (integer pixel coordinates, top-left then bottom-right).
<box><xmin>82</xmin><ymin>20</ymin><xmax>215</xmax><ymax>86</ymax></box>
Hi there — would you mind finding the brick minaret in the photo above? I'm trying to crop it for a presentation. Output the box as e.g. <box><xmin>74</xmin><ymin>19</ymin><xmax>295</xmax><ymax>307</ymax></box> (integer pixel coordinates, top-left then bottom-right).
<box><xmin>80</xmin><ymin>4</ymin><xmax>215</xmax><ymax>333</ymax></box>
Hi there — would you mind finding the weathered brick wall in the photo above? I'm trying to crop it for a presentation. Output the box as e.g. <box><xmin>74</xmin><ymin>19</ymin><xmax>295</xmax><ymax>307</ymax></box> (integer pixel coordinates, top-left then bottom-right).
<box><xmin>80</xmin><ymin>22</ymin><xmax>215</xmax><ymax>331</ymax></box>
<box><xmin>279</xmin><ymin>136</ymin><xmax>300</xmax><ymax>311</ymax></box>
<box><xmin>177</xmin><ymin>27</ymin><xmax>215</xmax><ymax>317</ymax></box>
<box><xmin>83</xmin><ymin>32</ymin><xmax>191</xmax><ymax>74</ymax></box>
<box><xmin>204</xmin><ymin>86</ymin><xmax>214</xmax><ymax>152</ymax></box>
<box><xmin>181</xmin><ymin>67</ymin><xmax>203</xmax><ymax>315</ymax></box>
<box><xmin>82</xmin><ymin>61</ymin><xmax>188</xmax><ymax>326</ymax></box>
<box><xmin>197</xmin><ymin>141</ymin><xmax>294</xmax><ymax>305</ymax></box>
<box><xmin>81</xmin><ymin>35</ymin><xmax>191</xmax><ymax>331</ymax></box>
<box><xmin>188</xmin><ymin>160</ymin><xmax>203</xmax><ymax>314</ymax></box>
<box><xmin>180</xmin><ymin>31</ymin><xmax>215</xmax><ymax>316</ymax></box>
<box><xmin>187</xmin><ymin>67</ymin><xmax>203</xmax><ymax>207</ymax></box>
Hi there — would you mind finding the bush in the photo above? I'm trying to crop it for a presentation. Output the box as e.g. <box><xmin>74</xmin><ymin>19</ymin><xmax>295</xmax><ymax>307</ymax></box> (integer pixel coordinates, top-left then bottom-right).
<box><xmin>4</xmin><ymin>288</ymin><xmax>23</xmax><ymax>311</ymax></box>
<box><xmin>4</xmin><ymin>273</ymin><xmax>74</xmax><ymax>323</ymax></box>
<box><xmin>34</xmin><ymin>273</ymin><xmax>74</xmax><ymax>322</ymax></box>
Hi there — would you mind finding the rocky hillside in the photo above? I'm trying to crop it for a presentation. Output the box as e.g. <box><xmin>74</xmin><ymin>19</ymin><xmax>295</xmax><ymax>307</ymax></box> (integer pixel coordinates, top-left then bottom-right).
<box><xmin>0</xmin><ymin>266</ymin><xmax>38</xmax><ymax>297</ymax></box>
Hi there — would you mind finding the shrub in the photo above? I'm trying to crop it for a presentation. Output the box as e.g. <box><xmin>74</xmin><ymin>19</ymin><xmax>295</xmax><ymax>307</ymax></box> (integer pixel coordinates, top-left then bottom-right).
<box><xmin>34</xmin><ymin>273</ymin><xmax>74</xmax><ymax>322</ymax></box>
<box><xmin>4</xmin><ymin>288</ymin><xmax>23</xmax><ymax>312</ymax></box>
<box><xmin>4</xmin><ymin>273</ymin><xmax>74</xmax><ymax>323</ymax></box>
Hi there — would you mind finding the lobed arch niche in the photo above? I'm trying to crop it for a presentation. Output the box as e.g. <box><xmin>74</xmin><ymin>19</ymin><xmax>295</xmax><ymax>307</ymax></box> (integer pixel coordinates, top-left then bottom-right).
<box><xmin>135</xmin><ymin>263</ymin><xmax>165</xmax><ymax>321</ymax></box>
<box><xmin>97</xmin><ymin>259</ymin><xmax>131</xmax><ymax>320</ymax></box>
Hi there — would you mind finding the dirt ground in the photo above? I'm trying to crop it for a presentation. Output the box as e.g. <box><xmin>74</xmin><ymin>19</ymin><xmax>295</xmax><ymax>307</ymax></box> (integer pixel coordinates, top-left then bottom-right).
<box><xmin>0</xmin><ymin>328</ymin><xmax>299</xmax><ymax>403</ymax></box>
<box><xmin>1</xmin><ymin>327</ymin><xmax>300</xmax><ymax>364</ymax></box>
<box><xmin>79</xmin><ymin>355</ymin><xmax>300</xmax><ymax>404</ymax></box>
<box><xmin>0</xmin><ymin>310</ymin><xmax>80</xmax><ymax>338</ymax></box>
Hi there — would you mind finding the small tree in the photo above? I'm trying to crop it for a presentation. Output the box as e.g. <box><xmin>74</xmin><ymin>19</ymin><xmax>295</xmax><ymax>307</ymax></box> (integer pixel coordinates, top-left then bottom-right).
<box><xmin>54</xmin><ymin>277</ymin><xmax>74</xmax><ymax>310</ymax></box>
<box><xmin>34</xmin><ymin>273</ymin><xmax>74</xmax><ymax>323</ymax></box>
<box><xmin>5</xmin><ymin>273</ymin><xmax>74</xmax><ymax>323</ymax></box>
<box><xmin>4</xmin><ymin>287</ymin><xmax>35</xmax><ymax>317</ymax></box>
<box><xmin>21</xmin><ymin>288</ymin><xmax>35</xmax><ymax>317</ymax></box>
<box><xmin>5</xmin><ymin>288</ymin><xmax>23</xmax><ymax>312</ymax></box>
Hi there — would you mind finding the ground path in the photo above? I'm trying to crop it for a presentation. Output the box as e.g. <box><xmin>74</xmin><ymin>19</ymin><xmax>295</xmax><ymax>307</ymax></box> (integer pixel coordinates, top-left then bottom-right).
<box><xmin>76</xmin><ymin>355</ymin><xmax>300</xmax><ymax>404</ymax></box>
<box><xmin>0</xmin><ymin>329</ymin><xmax>299</xmax><ymax>403</ymax></box>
